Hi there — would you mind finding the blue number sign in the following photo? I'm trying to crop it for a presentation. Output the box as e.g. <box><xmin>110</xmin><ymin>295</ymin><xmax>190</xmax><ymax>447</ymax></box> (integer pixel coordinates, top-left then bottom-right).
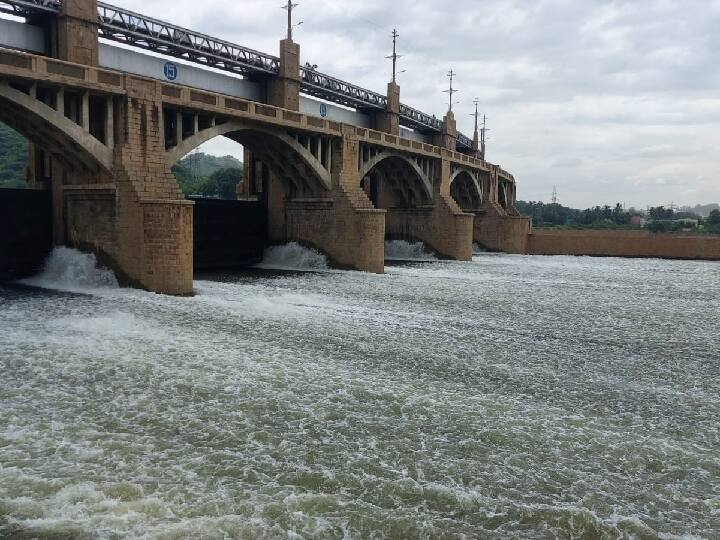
<box><xmin>320</xmin><ymin>103</ymin><xmax>328</xmax><ymax>118</ymax></box>
<box><xmin>164</xmin><ymin>62</ymin><xmax>178</xmax><ymax>81</ymax></box>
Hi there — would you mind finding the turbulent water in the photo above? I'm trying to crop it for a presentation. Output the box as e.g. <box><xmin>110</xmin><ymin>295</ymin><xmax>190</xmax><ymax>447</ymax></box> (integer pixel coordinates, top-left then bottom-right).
<box><xmin>384</xmin><ymin>241</ymin><xmax>437</xmax><ymax>261</ymax></box>
<box><xmin>1</xmin><ymin>246</ymin><xmax>719</xmax><ymax>539</ymax></box>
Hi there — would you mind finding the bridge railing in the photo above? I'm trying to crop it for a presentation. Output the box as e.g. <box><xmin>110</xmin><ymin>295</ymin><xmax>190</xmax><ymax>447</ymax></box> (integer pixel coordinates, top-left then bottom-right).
<box><xmin>300</xmin><ymin>66</ymin><xmax>386</xmax><ymax>110</ymax></box>
<box><xmin>0</xmin><ymin>0</ymin><xmax>474</xmax><ymax>150</ymax></box>
<box><xmin>97</xmin><ymin>2</ymin><xmax>279</xmax><ymax>75</ymax></box>
<box><xmin>0</xmin><ymin>0</ymin><xmax>60</xmax><ymax>16</ymax></box>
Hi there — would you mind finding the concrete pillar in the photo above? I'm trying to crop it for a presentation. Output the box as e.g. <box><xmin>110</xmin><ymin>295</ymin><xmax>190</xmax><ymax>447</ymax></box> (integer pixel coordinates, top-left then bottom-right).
<box><xmin>55</xmin><ymin>88</ymin><xmax>65</xmax><ymax>117</ymax></box>
<box><xmin>268</xmin><ymin>38</ymin><xmax>301</xmax><ymax>111</ymax></box>
<box><xmin>81</xmin><ymin>91</ymin><xmax>90</xmax><ymax>131</ymax></box>
<box><xmin>434</xmin><ymin>111</ymin><xmax>458</xmax><ymax>151</ymax></box>
<box><xmin>55</xmin><ymin>0</ymin><xmax>99</xmax><ymax>66</ymax></box>
<box><xmin>175</xmin><ymin>110</ymin><xmax>183</xmax><ymax>146</ymax></box>
<box><xmin>374</xmin><ymin>81</ymin><xmax>400</xmax><ymax>135</ymax></box>
<box><xmin>50</xmin><ymin>157</ymin><xmax>64</xmax><ymax>245</ymax></box>
<box><xmin>105</xmin><ymin>96</ymin><xmax>114</xmax><ymax>148</ymax></box>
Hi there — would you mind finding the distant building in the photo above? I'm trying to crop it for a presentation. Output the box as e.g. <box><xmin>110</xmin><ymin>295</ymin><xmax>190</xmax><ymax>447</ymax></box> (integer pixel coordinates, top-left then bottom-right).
<box><xmin>630</xmin><ymin>215</ymin><xmax>647</xmax><ymax>228</ymax></box>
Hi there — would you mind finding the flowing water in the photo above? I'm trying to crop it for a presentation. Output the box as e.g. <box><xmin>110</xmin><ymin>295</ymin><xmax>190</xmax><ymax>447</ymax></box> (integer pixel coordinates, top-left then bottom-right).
<box><xmin>1</xmin><ymin>244</ymin><xmax>719</xmax><ymax>539</ymax></box>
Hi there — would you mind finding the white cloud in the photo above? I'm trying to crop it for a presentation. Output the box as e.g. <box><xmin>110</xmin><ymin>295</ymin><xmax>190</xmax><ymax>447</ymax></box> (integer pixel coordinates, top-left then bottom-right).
<box><xmin>115</xmin><ymin>0</ymin><xmax>720</xmax><ymax>208</ymax></box>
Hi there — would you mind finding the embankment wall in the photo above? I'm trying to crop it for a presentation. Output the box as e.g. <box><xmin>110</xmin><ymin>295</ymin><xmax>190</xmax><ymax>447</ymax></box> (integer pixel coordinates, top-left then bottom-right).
<box><xmin>527</xmin><ymin>229</ymin><xmax>720</xmax><ymax>260</ymax></box>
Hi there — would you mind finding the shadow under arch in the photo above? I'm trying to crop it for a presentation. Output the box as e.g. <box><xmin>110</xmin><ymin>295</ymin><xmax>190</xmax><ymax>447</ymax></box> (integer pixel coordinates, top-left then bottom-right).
<box><xmin>449</xmin><ymin>168</ymin><xmax>482</xmax><ymax>211</ymax></box>
<box><xmin>166</xmin><ymin>120</ymin><xmax>332</xmax><ymax>196</ymax></box>
<box><xmin>0</xmin><ymin>82</ymin><xmax>113</xmax><ymax>174</ymax></box>
<box><xmin>359</xmin><ymin>153</ymin><xmax>433</xmax><ymax>210</ymax></box>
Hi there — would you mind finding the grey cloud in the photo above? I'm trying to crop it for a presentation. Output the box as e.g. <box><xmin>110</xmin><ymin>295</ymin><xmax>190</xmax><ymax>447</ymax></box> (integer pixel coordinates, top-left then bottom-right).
<box><xmin>113</xmin><ymin>0</ymin><xmax>719</xmax><ymax>208</ymax></box>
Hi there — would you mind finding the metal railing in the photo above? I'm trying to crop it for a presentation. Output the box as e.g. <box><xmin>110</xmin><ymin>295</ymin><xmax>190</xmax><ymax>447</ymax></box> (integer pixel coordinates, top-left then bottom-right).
<box><xmin>301</xmin><ymin>66</ymin><xmax>386</xmax><ymax>110</ymax></box>
<box><xmin>0</xmin><ymin>0</ymin><xmax>474</xmax><ymax>149</ymax></box>
<box><xmin>0</xmin><ymin>0</ymin><xmax>60</xmax><ymax>16</ymax></box>
<box><xmin>97</xmin><ymin>2</ymin><xmax>279</xmax><ymax>75</ymax></box>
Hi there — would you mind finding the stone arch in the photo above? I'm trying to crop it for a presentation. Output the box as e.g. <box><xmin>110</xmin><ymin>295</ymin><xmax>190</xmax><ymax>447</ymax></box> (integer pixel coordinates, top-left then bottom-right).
<box><xmin>498</xmin><ymin>179</ymin><xmax>509</xmax><ymax>210</ymax></box>
<box><xmin>358</xmin><ymin>151</ymin><xmax>433</xmax><ymax>201</ymax></box>
<box><xmin>358</xmin><ymin>151</ymin><xmax>433</xmax><ymax>209</ymax></box>
<box><xmin>449</xmin><ymin>168</ymin><xmax>482</xmax><ymax>211</ymax></box>
<box><xmin>166</xmin><ymin>120</ymin><xmax>332</xmax><ymax>194</ymax></box>
<box><xmin>0</xmin><ymin>81</ymin><xmax>113</xmax><ymax>173</ymax></box>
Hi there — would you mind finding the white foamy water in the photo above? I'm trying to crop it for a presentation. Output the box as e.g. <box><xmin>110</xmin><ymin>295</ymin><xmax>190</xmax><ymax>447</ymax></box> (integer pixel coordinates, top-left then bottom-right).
<box><xmin>385</xmin><ymin>239</ymin><xmax>437</xmax><ymax>261</ymax></box>
<box><xmin>20</xmin><ymin>247</ymin><xmax>119</xmax><ymax>292</ymax></box>
<box><xmin>254</xmin><ymin>242</ymin><xmax>329</xmax><ymax>271</ymax></box>
<box><xmin>2</xmin><ymin>252</ymin><xmax>719</xmax><ymax>538</ymax></box>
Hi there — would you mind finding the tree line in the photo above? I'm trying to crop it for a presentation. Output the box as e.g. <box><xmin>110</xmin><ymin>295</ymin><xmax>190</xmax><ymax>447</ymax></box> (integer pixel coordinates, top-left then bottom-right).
<box><xmin>172</xmin><ymin>152</ymin><xmax>243</xmax><ymax>199</ymax></box>
<box><xmin>517</xmin><ymin>200</ymin><xmax>720</xmax><ymax>234</ymax></box>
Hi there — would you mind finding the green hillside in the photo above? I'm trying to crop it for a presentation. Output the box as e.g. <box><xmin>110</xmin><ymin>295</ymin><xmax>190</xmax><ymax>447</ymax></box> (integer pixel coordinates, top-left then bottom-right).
<box><xmin>172</xmin><ymin>152</ymin><xmax>243</xmax><ymax>199</ymax></box>
<box><xmin>0</xmin><ymin>122</ymin><xmax>29</xmax><ymax>188</ymax></box>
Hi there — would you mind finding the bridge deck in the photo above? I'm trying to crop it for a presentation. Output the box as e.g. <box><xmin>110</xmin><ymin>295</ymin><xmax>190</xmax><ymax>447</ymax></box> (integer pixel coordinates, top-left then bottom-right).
<box><xmin>0</xmin><ymin>48</ymin><xmax>515</xmax><ymax>182</ymax></box>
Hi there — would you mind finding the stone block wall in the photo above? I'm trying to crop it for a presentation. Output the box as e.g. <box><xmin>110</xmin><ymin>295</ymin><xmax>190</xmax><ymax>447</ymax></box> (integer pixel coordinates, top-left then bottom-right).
<box><xmin>141</xmin><ymin>200</ymin><xmax>194</xmax><ymax>294</ymax></box>
<box><xmin>474</xmin><ymin>205</ymin><xmax>531</xmax><ymax>253</ymax></box>
<box><xmin>385</xmin><ymin>195</ymin><xmax>474</xmax><ymax>260</ymax></box>
<box><xmin>527</xmin><ymin>230</ymin><xmax>720</xmax><ymax>260</ymax></box>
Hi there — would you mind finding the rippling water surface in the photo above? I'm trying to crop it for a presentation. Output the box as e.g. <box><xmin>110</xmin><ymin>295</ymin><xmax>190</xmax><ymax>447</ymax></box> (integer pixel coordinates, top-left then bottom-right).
<box><xmin>1</xmin><ymin>246</ymin><xmax>719</xmax><ymax>539</ymax></box>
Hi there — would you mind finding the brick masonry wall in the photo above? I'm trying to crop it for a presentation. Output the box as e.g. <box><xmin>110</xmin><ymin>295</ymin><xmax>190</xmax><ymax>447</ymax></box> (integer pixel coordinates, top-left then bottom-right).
<box><xmin>254</xmin><ymin>127</ymin><xmax>386</xmax><ymax>273</ymax></box>
<box><xmin>527</xmin><ymin>229</ymin><xmax>720</xmax><ymax>260</ymax></box>
<box><xmin>474</xmin><ymin>205</ymin><xmax>531</xmax><ymax>253</ymax></box>
<box><xmin>62</xmin><ymin>76</ymin><xmax>194</xmax><ymax>294</ymax></box>
<box><xmin>385</xmin><ymin>198</ymin><xmax>473</xmax><ymax>260</ymax></box>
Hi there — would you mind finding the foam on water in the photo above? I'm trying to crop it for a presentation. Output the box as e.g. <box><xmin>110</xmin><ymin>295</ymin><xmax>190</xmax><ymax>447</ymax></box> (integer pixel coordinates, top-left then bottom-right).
<box><xmin>20</xmin><ymin>247</ymin><xmax>119</xmax><ymax>292</ymax></box>
<box><xmin>384</xmin><ymin>239</ymin><xmax>437</xmax><ymax>261</ymax></box>
<box><xmin>254</xmin><ymin>242</ymin><xmax>329</xmax><ymax>271</ymax></box>
<box><xmin>2</xmin><ymin>254</ymin><xmax>719</xmax><ymax>538</ymax></box>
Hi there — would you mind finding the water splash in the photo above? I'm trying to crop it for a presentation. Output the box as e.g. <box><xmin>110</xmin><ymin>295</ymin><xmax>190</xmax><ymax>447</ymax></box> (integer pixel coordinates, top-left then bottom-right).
<box><xmin>255</xmin><ymin>242</ymin><xmax>329</xmax><ymax>271</ymax></box>
<box><xmin>20</xmin><ymin>247</ymin><xmax>119</xmax><ymax>292</ymax></box>
<box><xmin>385</xmin><ymin>240</ymin><xmax>437</xmax><ymax>261</ymax></box>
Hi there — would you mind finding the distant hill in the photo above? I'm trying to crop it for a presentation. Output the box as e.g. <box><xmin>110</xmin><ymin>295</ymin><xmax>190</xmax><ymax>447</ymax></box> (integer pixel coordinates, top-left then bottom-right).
<box><xmin>172</xmin><ymin>152</ymin><xmax>243</xmax><ymax>198</ymax></box>
<box><xmin>679</xmin><ymin>203</ymin><xmax>719</xmax><ymax>218</ymax></box>
<box><xmin>0</xmin><ymin>122</ymin><xmax>28</xmax><ymax>188</ymax></box>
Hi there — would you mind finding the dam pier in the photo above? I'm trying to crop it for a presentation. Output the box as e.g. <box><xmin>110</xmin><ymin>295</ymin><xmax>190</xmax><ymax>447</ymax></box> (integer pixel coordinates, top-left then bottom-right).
<box><xmin>0</xmin><ymin>0</ymin><xmax>529</xmax><ymax>293</ymax></box>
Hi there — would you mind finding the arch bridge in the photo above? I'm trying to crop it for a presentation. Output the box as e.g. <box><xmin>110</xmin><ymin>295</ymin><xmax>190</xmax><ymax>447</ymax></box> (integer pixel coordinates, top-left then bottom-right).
<box><xmin>0</xmin><ymin>0</ymin><xmax>529</xmax><ymax>294</ymax></box>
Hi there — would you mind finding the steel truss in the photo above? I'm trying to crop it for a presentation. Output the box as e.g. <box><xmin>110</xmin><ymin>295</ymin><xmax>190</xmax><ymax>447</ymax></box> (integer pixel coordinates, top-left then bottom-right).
<box><xmin>0</xmin><ymin>0</ymin><xmax>472</xmax><ymax>149</ymax></box>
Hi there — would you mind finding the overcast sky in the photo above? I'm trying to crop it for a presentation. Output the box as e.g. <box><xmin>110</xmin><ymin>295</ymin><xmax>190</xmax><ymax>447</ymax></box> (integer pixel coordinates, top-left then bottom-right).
<box><xmin>116</xmin><ymin>0</ymin><xmax>719</xmax><ymax>209</ymax></box>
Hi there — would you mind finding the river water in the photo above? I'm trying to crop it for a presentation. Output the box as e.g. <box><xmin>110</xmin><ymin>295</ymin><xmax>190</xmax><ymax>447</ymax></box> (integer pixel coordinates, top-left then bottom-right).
<box><xmin>1</xmin><ymin>245</ymin><xmax>718</xmax><ymax>539</ymax></box>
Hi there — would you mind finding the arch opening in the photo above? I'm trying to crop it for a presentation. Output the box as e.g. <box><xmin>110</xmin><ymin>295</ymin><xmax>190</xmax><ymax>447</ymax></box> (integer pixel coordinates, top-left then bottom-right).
<box><xmin>498</xmin><ymin>179</ymin><xmax>509</xmax><ymax>210</ymax></box>
<box><xmin>170</xmin><ymin>124</ymin><xmax>336</xmax><ymax>271</ymax></box>
<box><xmin>360</xmin><ymin>154</ymin><xmax>432</xmax><ymax>210</ymax></box>
<box><xmin>0</xmin><ymin>81</ymin><xmax>113</xmax><ymax>174</ymax></box>
<box><xmin>0</xmin><ymin>120</ymin><xmax>52</xmax><ymax>281</ymax></box>
<box><xmin>450</xmin><ymin>170</ymin><xmax>482</xmax><ymax>212</ymax></box>
<box><xmin>165</xmin><ymin>117</ymin><xmax>333</xmax><ymax>198</ymax></box>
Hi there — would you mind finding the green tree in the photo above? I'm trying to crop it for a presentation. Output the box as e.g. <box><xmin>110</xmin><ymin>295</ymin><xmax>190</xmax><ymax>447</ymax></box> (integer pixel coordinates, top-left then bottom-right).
<box><xmin>708</xmin><ymin>209</ymin><xmax>720</xmax><ymax>225</ymax></box>
<box><xmin>201</xmin><ymin>167</ymin><xmax>242</xmax><ymax>199</ymax></box>
<box><xmin>0</xmin><ymin>122</ymin><xmax>29</xmax><ymax>188</ymax></box>
<box><xmin>649</xmin><ymin>206</ymin><xmax>674</xmax><ymax>220</ymax></box>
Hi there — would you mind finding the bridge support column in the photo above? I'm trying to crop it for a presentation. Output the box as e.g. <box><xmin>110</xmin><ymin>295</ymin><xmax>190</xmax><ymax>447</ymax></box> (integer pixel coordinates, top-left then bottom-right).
<box><xmin>54</xmin><ymin>0</ymin><xmax>99</xmax><ymax>66</ymax></box>
<box><xmin>434</xmin><ymin>111</ymin><xmax>458</xmax><ymax>151</ymax></box>
<box><xmin>250</xmin><ymin>126</ymin><xmax>385</xmax><ymax>272</ymax></box>
<box><xmin>473</xmin><ymin>206</ymin><xmax>531</xmax><ymax>254</ymax></box>
<box><xmin>268</xmin><ymin>38</ymin><xmax>301</xmax><ymax>111</ymax></box>
<box><xmin>60</xmin><ymin>77</ymin><xmax>194</xmax><ymax>294</ymax></box>
<box><xmin>373</xmin><ymin>82</ymin><xmax>400</xmax><ymax>135</ymax></box>
<box><xmin>473</xmin><ymin>167</ymin><xmax>531</xmax><ymax>253</ymax></box>
<box><xmin>385</xmin><ymin>156</ymin><xmax>473</xmax><ymax>260</ymax></box>
<box><xmin>50</xmin><ymin>157</ymin><xmax>64</xmax><ymax>246</ymax></box>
